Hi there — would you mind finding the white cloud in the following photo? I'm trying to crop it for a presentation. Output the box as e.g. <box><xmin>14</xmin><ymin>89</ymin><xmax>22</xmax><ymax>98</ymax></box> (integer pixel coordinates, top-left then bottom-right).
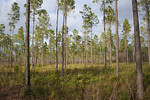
<box><xmin>0</xmin><ymin>0</ymin><xmax>145</xmax><ymax>41</ymax></box>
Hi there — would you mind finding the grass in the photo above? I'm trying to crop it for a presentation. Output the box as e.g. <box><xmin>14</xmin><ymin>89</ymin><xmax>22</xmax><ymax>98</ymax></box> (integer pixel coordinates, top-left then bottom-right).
<box><xmin>0</xmin><ymin>63</ymin><xmax>150</xmax><ymax>100</ymax></box>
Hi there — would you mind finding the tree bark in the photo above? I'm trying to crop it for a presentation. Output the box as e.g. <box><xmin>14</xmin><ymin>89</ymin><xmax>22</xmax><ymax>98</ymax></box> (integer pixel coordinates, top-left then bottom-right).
<box><xmin>62</xmin><ymin>0</ymin><xmax>66</xmax><ymax>76</ymax></box>
<box><xmin>132</xmin><ymin>0</ymin><xmax>144</xmax><ymax>99</ymax></box>
<box><xmin>133</xmin><ymin>46</ymin><xmax>135</xmax><ymax>62</ymax></box>
<box><xmin>115</xmin><ymin>0</ymin><xmax>119</xmax><ymax>78</ymax></box>
<box><xmin>56</xmin><ymin>0</ymin><xmax>59</xmax><ymax>73</ymax></box>
<box><xmin>73</xmin><ymin>51</ymin><xmax>75</xmax><ymax>64</ymax></box>
<box><xmin>32</xmin><ymin>12</ymin><xmax>35</xmax><ymax>69</ymax></box>
<box><xmin>64</xmin><ymin>8</ymin><xmax>67</xmax><ymax>69</ymax></box>
<box><xmin>103</xmin><ymin>0</ymin><xmax>107</xmax><ymax>69</ymax></box>
<box><xmin>109</xmin><ymin>23</ymin><xmax>112</xmax><ymax>66</ymax></box>
<box><xmin>10</xmin><ymin>27</ymin><xmax>14</xmax><ymax>67</ymax></box>
<box><xmin>10</xmin><ymin>33</ymin><xmax>12</xmax><ymax>67</ymax></box>
<box><xmin>42</xmin><ymin>35</ymin><xmax>44</xmax><ymax>67</ymax></box>
<box><xmin>125</xmin><ymin>38</ymin><xmax>128</xmax><ymax>65</ymax></box>
<box><xmin>85</xmin><ymin>31</ymin><xmax>87</xmax><ymax>68</ymax></box>
<box><xmin>25</xmin><ymin>0</ymin><xmax>30</xmax><ymax>90</ymax></box>
<box><xmin>146</xmin><ymin>0</ymin><xmax>150</xmax><ymax>68</ymax></box>
<box><xmin>91</xmin><ymin>26</ymin><xmax>93</xmax><ymax>64</ymax></box>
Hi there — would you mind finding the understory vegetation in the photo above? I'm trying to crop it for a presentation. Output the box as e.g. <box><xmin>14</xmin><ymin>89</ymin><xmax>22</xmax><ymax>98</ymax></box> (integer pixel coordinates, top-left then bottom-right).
<box><xmin>0</xmin><ymin>63</ymin><xmax>150</xmax><ymax>100</ymax></box>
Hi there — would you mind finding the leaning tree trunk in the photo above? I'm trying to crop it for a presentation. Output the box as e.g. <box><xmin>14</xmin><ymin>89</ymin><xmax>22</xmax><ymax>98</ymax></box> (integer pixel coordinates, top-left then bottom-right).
<box><xmin>103</xmin><ymin>0</ymin><xmax>107</xmax><ymax>69</ymax></box>
<box><xmin>132</xmin><ymin>0</ymin><xmax>144</xmax><ymax>99</ymax></box>
<box><xmin>115</xmin><ymin>0</ymin><xmax>119</xmax><ymax>78</ymax></box>
<box><xmin>56</xmin><ymin>0</ymin><xmax>59</xmax><ymax>73</ymax></box>
<box><xmin>25</xmin><ymin>0</ymin><xmax>30</xmax><ymax>90</ymax></box>
<box><xmin>146</xmin><ymin>0</ymin><xmax>150</xmax><ymax>68</ymax></box>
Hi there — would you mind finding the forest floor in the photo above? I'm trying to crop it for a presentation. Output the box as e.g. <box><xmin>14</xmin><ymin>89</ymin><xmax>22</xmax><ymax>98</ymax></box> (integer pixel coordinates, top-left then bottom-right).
<box><xmin>0</xmin><ymin>63</ymin><xmax>150</xmax><ymax>100</ymax></box>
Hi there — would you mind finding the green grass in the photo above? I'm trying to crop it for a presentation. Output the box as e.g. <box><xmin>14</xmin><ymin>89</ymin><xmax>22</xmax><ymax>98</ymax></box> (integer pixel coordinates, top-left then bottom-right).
<box><xmin>0</xmin><ymin>63</ymin><xmax>150</xmax><ymax>100</ymax></box>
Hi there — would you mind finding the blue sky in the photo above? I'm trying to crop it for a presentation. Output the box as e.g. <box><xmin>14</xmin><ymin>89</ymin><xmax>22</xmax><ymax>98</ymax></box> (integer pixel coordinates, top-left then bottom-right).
<box><xmin>0</xmin><ymin>0</ymin><xmax>144</xmax><ymax>40</ymax></box>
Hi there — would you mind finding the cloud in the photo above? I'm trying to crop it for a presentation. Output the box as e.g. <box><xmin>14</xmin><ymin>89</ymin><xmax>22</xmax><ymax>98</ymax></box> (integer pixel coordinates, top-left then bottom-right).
<box><xmin>0</xmin><ymin>0</ymin><xmax>145</xmax><ymax>40</ymax></box>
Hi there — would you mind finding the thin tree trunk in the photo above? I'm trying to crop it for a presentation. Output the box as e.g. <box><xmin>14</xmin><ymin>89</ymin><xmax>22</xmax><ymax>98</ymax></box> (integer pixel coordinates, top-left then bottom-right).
<box><xmin>127</xmin><ymin>47</ymin><xmax>129</xmax><ymax>65</ymax></box>
<box><xmin>10</xmin><ymin>38</ymin><xmax>12</xmax><ymax>67</ymax></box>
<box><xmin>56</xmin><ymin>0</ymin><xmax>59</xmax><ymax>73</ymax></box>
<box><xmin>125</xmin><ymin>38</ymin><xmax>128</xmax><ymax>65</ymax></box>
<box><xmin>10</xmin><ymin>27</ymin><xmax>14</xmax><ymax>67</ymax></box>
<box><xmin>73</xmin><ymin>51</ymin><xmax>75</xmax><ymax>64</ymax></box>
<box><xmin>8</xmin><ymin>39</ymin><xmax>11</xmax><ymax>67</ymax></box>
<box><xmin>103</xmin><ymin>0</ymin><xmax>107</xmax><ymax>69</ymax></box>
<box><xmin>146</xmin><ymin>0</ymin><xmax>150</xmax><ymax>68</ymax></box>
<box><xmin>50</xmin><ymin>46</ymin><xmax>51</xmax><ymax>65</ymax></box>
<box><xmin>85</xmin><ymin>31</ymin><xmax>87</xmax><ymax>68</ymax></box>
<box><xmin>16</xmin><ymin>53</ymin><xmax>17</xmax><ymax>62</ymax></box>
<box><xmin>84</xmin><ymin>33</ymin><xmax>86</xmax><ymax>67</ymax></box>
<box><xmin>133</xmin><ymin>46</ymin><xmax>135</xmax><ymax>62</ymax></box>
<box><xmin>62</xmin><ymin>0</ymin><xmax>66</xmax><ymax>76</ymax></box>
<box><xmin>35</xmin><ymin>49</ymin><xmax>37</xmax><ymax>65</ymax></box>
<box><xmin>32</xmin><ymin>12</ymin><xmax>35</xmax><ymax>68</ymax></box>
<box><xmin>42</xmin><ymin>35</ymin><xmax>44</xmax><ymax>67</ymax></box>
<box><xmin>84</xmin><ymin>31</ymin><xmax>87</xmax><ymax>68</ymax></box>
<box><xmin>132</xmin><ymin>0</ymin><xmax>144</xmax><ymax>99</ymax></box>
<box><xmin>64</xmin><ymin>9</ymin><xmax>67</xmax><ymax>69</ymax></box>
<box><xmin>25</xmin><ymin>0</ymin><xmax>30</xmax><ymax>90</ymax></box>
<box><xmin>35</xmin><ymin>42</ymin><xmax>38</xmax><ymax>66</ymax></box>
<box><xmin>115</xmin><ymin>0</ymin><xmax>119</xmax><ymax>78</ymax></box>
<box><xmin>91</xmin><ymin>26</ymin><xmax>93</xmax><ymax>64</ymax></box>
<box><xmin>2</xmin><ymin>45</ymin><xmax>5</xmax><ymax>66</ymax></box>
<box><xmin>109</xmin><ymin>23</ymin><xmax>112</xmax><ymax>66</ymax></box>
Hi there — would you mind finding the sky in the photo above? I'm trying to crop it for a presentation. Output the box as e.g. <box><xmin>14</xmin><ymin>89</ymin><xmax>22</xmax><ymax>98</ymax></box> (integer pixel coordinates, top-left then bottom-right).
<box><xmin>0</xmin><ymin>0</ymin><xmax>144</xmax><ymax>40</ymax></box>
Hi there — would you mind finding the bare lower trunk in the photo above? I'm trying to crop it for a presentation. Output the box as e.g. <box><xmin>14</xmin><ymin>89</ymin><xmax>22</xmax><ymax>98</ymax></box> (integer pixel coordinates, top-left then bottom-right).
<box><xmin>109</xmin><ymin>23</ymin><xmax>112</xmax><ymax>66</ymax></box>
<box><xmin>73</xmin><ymin>51</ymin><xmax>75</xmax><ymax>64</ymax></box>
<box><xmin>32</xmin><ymin>12</ymin><xmax>35</xmax><ymax>68</ymax></box>
<box><xmin>10</xmin><ymin>37</ymin><xmax>12</xmax><ymax>67</ymax></box>
<box><xmin>115</xmin><ymin>0</ymin><xmax>119</xmax><ymax>78</ymax></box>
<box><xmin>125</xmin><ymin>38</ymin><xmax>128</xmax><ymax>65</ymax></box>
<box><xmin>25</xmin><ymin>0</ymin><xmax>30</xmax><ymax>90</ymax></box>
<box><xmin>35</xmin><ymin>43</ymin><xmax>38</xmax><ymax>66</ymax></box>
<box><xmin>127</xmin><ymin>47</ymin><xmax>129</xmax><ymax>65</ymax></box>
<box><xmin>103</xmin><ymin>0</ymin><xmax>107</xmax><ymax>69</ymax></box>
<box><xmin>85</xmin><ymin>31</ymin><xmax>87</xmax><ymax>68</ymax></box>
<box><xmin>146</xmin><ymin>0</ymin><xmax>150</xmax><ymax>68</ymax></box>
<box><xmin>10</xmin><ymin>27</ymin><xmax>14</xmax><ymax>67</ymax></box>
<box><xmin>62</xmin><ymin>0</ymin><xmax>66</xmax><ymax>76</ymax></box>
<box><xmin>84</xmin><ymin>31</ymin><xmax>87</xmax><ymax>68</ymax></box>
<box><xmin>56</xmin><ymin>0</ymin><xmax>59</xmax><ymax>73</ymax></box>
<box><xmin>91</xmin><ymin>27</ymin><xmax>93</xmax><ymax>64</ymax></box>
<box><xmin>133</xmin><ymin>46</ymin><xmax>135</xmax><ymax>62</ymax></box>
<box><xmin>8</xmin><ymin>40</ymin><xmax>11</xmax><ymax>67</ymax></box>
<box><xmin>42</xmin><ymin>36</ymin><xmax>44</xmax><ymax>67</ymax></box>
<box><xmin>50</xmin><ymin>47</ymin><xmax>51</xmax><ymax>65</ymax></box>
<box><xmin>64</xmin><ymin>7</ymin><xmax>67</xmax><ymax>69</ymax></box>
<box><xmin>132</xmin><ymin>0</ymin><xmax>144</xmax><ymax>99</ymax></box>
